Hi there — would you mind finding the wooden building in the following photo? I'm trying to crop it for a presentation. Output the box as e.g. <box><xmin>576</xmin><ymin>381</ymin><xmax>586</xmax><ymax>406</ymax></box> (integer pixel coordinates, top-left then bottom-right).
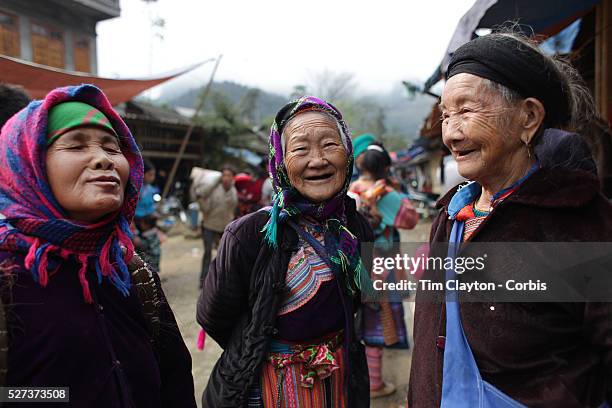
<box><xmin>0</xmin><ymin>0</ymin><xmax>120</xmax><ymax>74</ymax></box>
<box><xmin>114</xmin><ymin>101</ymin><xmax>212</xmax><ymax>191</ymax></box>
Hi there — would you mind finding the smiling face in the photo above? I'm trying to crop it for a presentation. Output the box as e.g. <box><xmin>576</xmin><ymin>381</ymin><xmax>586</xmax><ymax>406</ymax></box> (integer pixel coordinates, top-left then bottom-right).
<box><xmin>46</xmin><ymin>126</ymin><xmax>130</xmax><ymax>222</ymax></box>
<box><xmin>440</xmin><ymin>73</ymin><xmax>526</xmax><ymax>185</ymax></box>
<box><xmin>283</xmin><ymin>111</ymin><xmax>348</xmax><ymax>203</ymax></box>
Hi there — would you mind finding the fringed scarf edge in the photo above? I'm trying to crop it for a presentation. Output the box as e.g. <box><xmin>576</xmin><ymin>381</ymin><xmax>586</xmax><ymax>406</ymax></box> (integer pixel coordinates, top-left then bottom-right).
<box><xmin>2</xmin><ymin>216</ymin><xmax>135</xmax><ymax>304</ymax></box>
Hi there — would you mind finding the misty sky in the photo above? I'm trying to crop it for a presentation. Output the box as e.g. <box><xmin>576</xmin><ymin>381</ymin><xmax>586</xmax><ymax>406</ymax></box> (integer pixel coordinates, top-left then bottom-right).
<box><xmin>97</xmin><ymin>0</ymin><xmax>475</xmax><ymax>96</ymax></box>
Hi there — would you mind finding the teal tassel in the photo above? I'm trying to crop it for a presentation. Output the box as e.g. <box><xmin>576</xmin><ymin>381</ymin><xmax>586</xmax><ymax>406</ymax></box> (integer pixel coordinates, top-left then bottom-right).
<box><xmin>262</xmin><ymin>193</ymin><xmax>281</xmax><ymax>248</ymax></box>
<box><xmin>353</xmin><ymin>258</ymin><xmax>379</xmax><ymax>301</ymax></box>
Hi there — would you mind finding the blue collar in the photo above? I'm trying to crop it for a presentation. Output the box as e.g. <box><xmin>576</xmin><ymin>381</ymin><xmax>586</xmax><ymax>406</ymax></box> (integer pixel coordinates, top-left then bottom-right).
<box><xmin>447</xmin><ymin>163</ymin><xmax>539</xmax><ymax>221</ymax></box>
<box><xmin>448</xmin><ymin>181</ymin><xmax>481</xmax><ymax>220</ymax></box>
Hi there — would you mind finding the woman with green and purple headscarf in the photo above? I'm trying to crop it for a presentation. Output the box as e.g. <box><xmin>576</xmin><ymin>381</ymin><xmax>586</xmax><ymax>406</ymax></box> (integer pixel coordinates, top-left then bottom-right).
<box><xmin>198</xmin><ymin>96</ymin><xmax>374</xmax><ymax>407</ymax></box>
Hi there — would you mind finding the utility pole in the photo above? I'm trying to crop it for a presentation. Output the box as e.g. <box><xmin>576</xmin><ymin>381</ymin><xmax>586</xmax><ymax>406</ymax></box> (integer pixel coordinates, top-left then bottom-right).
<box><xmin>162</xmin><ymin>54</ymin><xmax>222</xmax><ymax>198</ymax></box>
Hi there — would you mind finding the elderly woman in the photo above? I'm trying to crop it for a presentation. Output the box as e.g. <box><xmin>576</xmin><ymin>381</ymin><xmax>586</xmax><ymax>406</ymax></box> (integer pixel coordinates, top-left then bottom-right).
<box><xmin>0</xmin><ymin>85</ymin><xmax>195</xmax><ymax>407</ymax></box>
<box><xmin>408</xmin><ymin>33</ymin><xmax>612</xmax><ymax>407</ymax></box>
<box><xmin>197</xmin><ymin>96</ymin><xmax>373</xmax><ymax>407</ymax></box>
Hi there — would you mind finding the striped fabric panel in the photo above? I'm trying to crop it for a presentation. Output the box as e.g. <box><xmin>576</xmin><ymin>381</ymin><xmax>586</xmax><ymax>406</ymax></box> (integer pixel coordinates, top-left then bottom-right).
<box><xmin>278</xmin><ymin>235</ymin><xmax>334</xmax><ymax>316</ymax></box>
<box><xmin>365</xmin><ymin>346</ymin><xmax>383</xmax><ymax>390</ymax></box>
<box><xmin>379</xmin><ymin>302</ymin><xmax>400</xmax><ymax>345</ymax></box>
<box><xmin>261</xmin><ymin>346</ymin><xmax>346</xmax><ymax>408</ymax></box>
<box><xmin>463</xmin><ymin>216</ymin><xmax>487</xmax><ymax>241</ymax></box>
<box><xmin>247</xmin><ymin>383</ymin><xmax>264</xmax><ymax>408</ymax></box>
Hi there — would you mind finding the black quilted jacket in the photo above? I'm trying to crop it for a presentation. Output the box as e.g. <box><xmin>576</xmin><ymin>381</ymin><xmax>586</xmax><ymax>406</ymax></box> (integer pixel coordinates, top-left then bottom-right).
<box><xmin>197</xmin><ymin>197</ymin><xmax>373</xmax><ymax>407</ymax></box>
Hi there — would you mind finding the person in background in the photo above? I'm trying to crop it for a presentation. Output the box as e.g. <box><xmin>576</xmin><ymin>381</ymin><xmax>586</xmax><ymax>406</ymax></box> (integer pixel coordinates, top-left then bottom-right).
<box><xmin>133</xmin><ymin>214</ymin><xmax>161</xmax><ymax>272</ymax></box>
<box><xmin>195</xmin><ymin>164</ymin><xmax>237</xmax><ymax>288</ymax></box>
<box><xmin>260</xmin><ymin>176</ymin><xmax>274</xmax><ymax>207</ymax></box>
<box><xmin>135</xmin><ymin>159</ymin><xmax>159</xmax><ymax>219</ymax></box>
<box><xmin>235</xmin><ymin>164</ymin><xmax>266</xmax><ymax>216</ymax></box>
<box><xmin>349</xmin><ymin>144</ymin><xmax>418</xmax><ymax>399</ymax></box>
<box><xmin>352</xmin><ymin>133</ymin><xmax>376</xmax><ymax>182</ymax></box>
<box><xmin>134</xmin><ymin>159</ymin><xmax>162</xmax><ymax>271</ymax></box>
<box><xmin>0</xmin><ymin>83</ymin><xmax>31</xmax><ymax>129</ymax></box>
<box><xmin>259</xmin><ymin>159</ymin><xmax>274</xmax><ymax>207</ymax></box>
<box><xmin>0</xmin><ymin>84</ymin><xmax>195</xmax><ymax>408</ymax></box>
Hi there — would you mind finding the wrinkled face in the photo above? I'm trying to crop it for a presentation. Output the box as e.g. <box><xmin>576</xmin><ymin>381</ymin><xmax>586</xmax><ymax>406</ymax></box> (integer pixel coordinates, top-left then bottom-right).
<box><xmin>221</xmin><ymin>169</ymin><xmax>234</xmax><ymax>190</ymax></box>
<box><xmin>46</xmin><ymin>126</ymin><xmax>130</xmax><ymax>222</ymax></box>
<box><xmin>284</xmin><ymin>111</ymin><xmax>348</xmax><ymax>203</ymax></box>
<box><xmin>441</xmin><ymin>73</ymin><xmax>523</xmax><ymax>183</ymax></box>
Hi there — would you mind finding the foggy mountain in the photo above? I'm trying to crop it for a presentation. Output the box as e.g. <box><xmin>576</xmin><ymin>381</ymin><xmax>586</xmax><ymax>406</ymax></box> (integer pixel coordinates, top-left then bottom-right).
<box><xmin>152</xmin><ymin>80</ymin><xmax>435</xmax><ymax>149</ymax></box>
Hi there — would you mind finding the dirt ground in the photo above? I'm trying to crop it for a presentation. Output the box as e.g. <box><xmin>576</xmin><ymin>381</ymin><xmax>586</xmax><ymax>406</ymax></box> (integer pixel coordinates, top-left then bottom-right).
<box><xmin>159</xmin><ymin>221</ymin><xmax>432</xmax><ymax>408</ymax></box>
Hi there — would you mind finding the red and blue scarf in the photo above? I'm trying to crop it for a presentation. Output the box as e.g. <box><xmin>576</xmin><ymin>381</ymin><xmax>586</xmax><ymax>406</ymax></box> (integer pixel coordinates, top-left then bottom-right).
<box><xmin>0</xmin><ymin>84</ymin><xmax>143</xmax><ymax>303</ymax></box>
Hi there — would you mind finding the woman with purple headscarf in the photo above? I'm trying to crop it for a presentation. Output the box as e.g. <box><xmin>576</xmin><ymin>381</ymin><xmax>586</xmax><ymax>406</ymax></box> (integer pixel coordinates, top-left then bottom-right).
<box><xmin>197</xmin><ymin>96</ymin><xmax>374</xmax><ymax>407</ymax></box>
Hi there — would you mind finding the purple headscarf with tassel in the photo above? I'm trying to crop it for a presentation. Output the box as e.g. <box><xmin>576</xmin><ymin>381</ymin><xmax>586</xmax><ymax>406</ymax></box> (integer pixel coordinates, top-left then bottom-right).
<box><xmin>262</xmin><ymin>96</ymin><xmax>366</xmax><ymax>294</ymax></box>
<box><xmin>0</xmin><ymin>84</ymin><xmax>143</xmax><ymax>303</ymax></box>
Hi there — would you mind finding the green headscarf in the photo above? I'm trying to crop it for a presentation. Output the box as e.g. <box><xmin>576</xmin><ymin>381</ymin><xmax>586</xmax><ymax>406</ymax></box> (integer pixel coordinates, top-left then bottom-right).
<box><xmin>47</xmin><ymin>101</ymin><xmax>117</xmax><ymax>145</ymax></box>
<box><xmin>353</xmin><ymin>133</ymin><xmax>375</xmax><ymax>158</ymax></box>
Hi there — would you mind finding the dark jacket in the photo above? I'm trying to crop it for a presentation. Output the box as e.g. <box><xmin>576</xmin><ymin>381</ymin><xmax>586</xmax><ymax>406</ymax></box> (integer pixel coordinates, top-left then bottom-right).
<box><xmin>2</xmin><ymin>252</ymin><xmax>196</xmax><ymax>408</ymax></box>
<box><xmin>408</xmin><ymin>167</ymin><xmax>612</xmax><ymax>408</ymax></box>
<box><xmin>535</xmin><ymin>128</ymin><xmax>598</xmax><ymax>175</ymax></box>
<box><xmin>197</xmin><ymin>197</ymin><xmax>374</xmax><ymax>408</ymax></box>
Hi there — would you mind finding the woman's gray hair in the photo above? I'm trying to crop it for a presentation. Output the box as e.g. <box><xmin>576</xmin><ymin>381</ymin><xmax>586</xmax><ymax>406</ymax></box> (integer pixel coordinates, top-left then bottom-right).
<box><xmin>477</xmin><ymin>30</ymin><xmax>596</xmax><ymax>132</ymax></box>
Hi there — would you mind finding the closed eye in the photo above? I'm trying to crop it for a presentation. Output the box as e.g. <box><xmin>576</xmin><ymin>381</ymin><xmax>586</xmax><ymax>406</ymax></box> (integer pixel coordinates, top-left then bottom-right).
<box><xmin>66</xmin><ymin>145</ymin><xmax>86</xmax><ymax>150</ymax></box>
<box><xmin>103</xmin><ymin>145</ymin><xmax>122</xmax><ymax>154</ymax></box>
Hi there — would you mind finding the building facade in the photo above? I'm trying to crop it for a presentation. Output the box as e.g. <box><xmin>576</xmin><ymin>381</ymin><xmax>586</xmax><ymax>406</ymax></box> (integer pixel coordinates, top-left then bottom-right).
<box><xmin>0</xmin><ymin>0</ymin><xmax>120</xmax><ymax>73</ymax></box>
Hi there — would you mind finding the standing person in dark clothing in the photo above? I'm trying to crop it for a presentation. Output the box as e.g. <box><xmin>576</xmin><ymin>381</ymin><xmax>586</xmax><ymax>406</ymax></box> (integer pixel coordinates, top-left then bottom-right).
<box><xmin>0</xmin><ymin>83</ymin><xmax>30</xmax><ymax>129</ymax></box>
<box><xmin>197</xmin><ymin>96</ymin><xmax>374</xmax><ymax>407</ymax></box>
<box><xmin>0</xmin><ymin>84</ymin><xmax>196</xmax><ymax>408</ymax></box>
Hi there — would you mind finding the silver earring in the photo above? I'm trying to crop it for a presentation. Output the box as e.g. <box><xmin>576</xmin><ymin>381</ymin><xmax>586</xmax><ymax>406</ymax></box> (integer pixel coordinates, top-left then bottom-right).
<box><xmin>525</xmin><ymin>142</ymin><xmax>532</xmax><ymax>159</ymax></box>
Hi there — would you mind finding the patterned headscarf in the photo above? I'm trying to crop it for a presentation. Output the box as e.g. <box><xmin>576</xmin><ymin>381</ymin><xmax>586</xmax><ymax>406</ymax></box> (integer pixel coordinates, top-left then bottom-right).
<box><xmin>47</xmin><ymin>101</ymin><xmax>117</xmax><ymax>145</ymax></box>
<box><xmin>263</xmin><ymin>96</ymin><xmax>366</xmax><ymax>294</ymax></box>
<box><xmin>0</xmin><ymin>84</ymin><xmax>143</xmax><ymax>303</ymax></box>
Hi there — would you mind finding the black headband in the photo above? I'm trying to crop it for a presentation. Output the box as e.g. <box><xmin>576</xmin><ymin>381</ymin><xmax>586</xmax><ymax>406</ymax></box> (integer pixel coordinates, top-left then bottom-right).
<box><xmin>446</xmin><ymin>35</ymin><xmax>571</xmax><ymax>128</ymax></box>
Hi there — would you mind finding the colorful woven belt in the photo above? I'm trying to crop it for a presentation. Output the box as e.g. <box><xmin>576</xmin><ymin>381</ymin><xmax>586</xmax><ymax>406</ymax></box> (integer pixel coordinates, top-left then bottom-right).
<box><xmin>268</xmin><ymin>331</ymin><xmax>343</xmax><ymax>388</ymax></box>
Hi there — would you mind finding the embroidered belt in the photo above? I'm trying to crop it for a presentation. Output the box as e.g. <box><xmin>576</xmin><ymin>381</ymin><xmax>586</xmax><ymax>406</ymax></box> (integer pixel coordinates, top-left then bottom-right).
<box><xmin>267</xmin><ymin>331</ymin><xmax>343</xmax><ymax>388</ymax></box>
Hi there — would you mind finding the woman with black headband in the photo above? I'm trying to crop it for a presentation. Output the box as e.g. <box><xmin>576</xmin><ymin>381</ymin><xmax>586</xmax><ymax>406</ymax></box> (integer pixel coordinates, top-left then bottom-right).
<box><xmin>408</xmin><ymin>33</ymin><xmax>612</xmax><ymax>407</ymax></box>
